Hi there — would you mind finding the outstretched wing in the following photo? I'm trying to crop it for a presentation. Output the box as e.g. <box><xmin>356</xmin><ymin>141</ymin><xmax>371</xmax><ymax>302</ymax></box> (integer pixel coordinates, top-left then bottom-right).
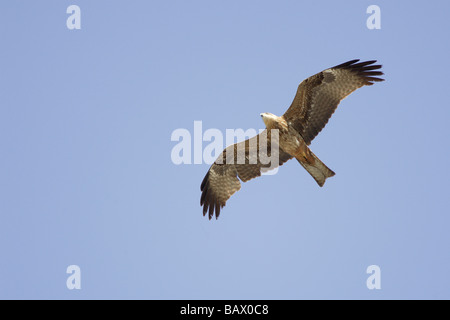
<box><xmin>200</xmin><ymin>130</ymin><xmax>292</xmax><ymax>220</ymax></box>
<box><xmin>283</xmin><ymin>59</ymin><xmax>384</xmax><ymax>145</ymax></box>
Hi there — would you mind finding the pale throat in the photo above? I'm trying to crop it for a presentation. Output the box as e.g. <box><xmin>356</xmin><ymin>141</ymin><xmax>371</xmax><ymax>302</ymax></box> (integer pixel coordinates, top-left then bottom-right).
<box><xmin>262</xmin><ymin>114</ymin><xmax>288</xmax><ymax>131</ymax></box>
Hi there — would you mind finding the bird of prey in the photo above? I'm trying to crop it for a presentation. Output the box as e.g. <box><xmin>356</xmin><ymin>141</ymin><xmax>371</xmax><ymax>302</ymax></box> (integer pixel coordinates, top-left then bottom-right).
<box><xmin>200</xmin><ymin>59</ymin><xmax>384</xmax><ymax>219</ymax></box>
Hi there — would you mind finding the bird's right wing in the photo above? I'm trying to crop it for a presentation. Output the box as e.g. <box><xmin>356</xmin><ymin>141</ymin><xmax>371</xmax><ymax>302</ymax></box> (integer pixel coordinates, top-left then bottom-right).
<box><xmin>200</xmin><ymin>130</ymin><xmax>292</xmax><ymax>220</ymax></box>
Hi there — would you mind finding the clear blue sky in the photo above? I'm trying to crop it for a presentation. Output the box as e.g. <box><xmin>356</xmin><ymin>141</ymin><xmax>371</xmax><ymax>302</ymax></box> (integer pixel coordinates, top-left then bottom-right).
<box><xmin>1</xmin><ymin>0</ymin><xmax>449</xmax><ymax>299</ymax></box>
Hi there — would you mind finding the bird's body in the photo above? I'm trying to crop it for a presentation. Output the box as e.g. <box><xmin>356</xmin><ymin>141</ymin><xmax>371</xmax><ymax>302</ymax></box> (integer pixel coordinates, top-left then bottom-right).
<box><xmin>261</xmin><ymin>112</ymin><xmax>335</xmax><ymax>187</ymax></box>
<box><xmin>201</xmin><ymin>59</ymin><xmax>384</xmax><ymax>219</ymax></box>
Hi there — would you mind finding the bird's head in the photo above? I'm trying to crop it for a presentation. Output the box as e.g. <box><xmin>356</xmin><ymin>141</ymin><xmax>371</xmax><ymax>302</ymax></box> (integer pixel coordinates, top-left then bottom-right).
<box><xmin>260</xmin><ymin>112</ymin><xmax>278</xmax><ymax>127</ymax></box>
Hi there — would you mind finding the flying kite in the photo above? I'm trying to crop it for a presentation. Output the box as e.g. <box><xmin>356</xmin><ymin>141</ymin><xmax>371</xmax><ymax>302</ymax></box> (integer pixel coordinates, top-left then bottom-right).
<box><xmin>200</xmin><ymin>59</ymin><xmax>384</xmax><ymax>219</ymax></box>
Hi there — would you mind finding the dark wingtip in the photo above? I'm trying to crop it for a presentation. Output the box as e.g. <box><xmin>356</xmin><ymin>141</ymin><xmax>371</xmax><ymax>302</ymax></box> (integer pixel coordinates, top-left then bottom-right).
<box><xmin>200</xmin><ymin>171</ymin><xmax>209</xmax><ymax>191</ymax></box>
<box><xmin>215</xmin><ymin>202</ymin><xmax>221</xmax><ymax>219</ymax></box>
<box><xmin>202</xmin><ymin>200</ymin><xmax>208</xmax><ymax>217</ymax></box>
<box><xmin>200</xmin><ymin>171</ymin><xmax>223</xmax><ymax>220</ymax></box>
<box><xmin>200</xmin><ymin>177</ymin><xmax>209</xmax><ymax>206</ymax></box>
<box><xmin>335</xmin><ymin>59</ymin><xmax>385</xmax><ymax>83</ymax></box>
<box><xmin>208</xmin><ymin>197</ymin><xmax>214</xmax><ymax>220</ymax></box>
<box><xmin>201</xmin><ymin>196</ymin><xmax>223</xmax><ymax>221</ymax></box>
<box><xmin>333</xmin><ymin>59</ymin><xmax>360</xmax><ymax>69</ymax></box>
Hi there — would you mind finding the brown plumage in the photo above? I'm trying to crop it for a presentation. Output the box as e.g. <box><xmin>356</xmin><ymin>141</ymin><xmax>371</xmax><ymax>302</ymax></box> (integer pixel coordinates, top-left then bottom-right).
<box><xmin>201</xmin><ymin>59</ymin><xmax>384</xmax><ymax>219</ymax></box>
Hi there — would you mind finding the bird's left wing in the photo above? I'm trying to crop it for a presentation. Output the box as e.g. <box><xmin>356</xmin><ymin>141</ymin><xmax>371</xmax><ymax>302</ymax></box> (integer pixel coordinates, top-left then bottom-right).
<box><xmin>283</xmin><ymin>59</ymin><xmax>384</xmax><ymax>145</ymax></box>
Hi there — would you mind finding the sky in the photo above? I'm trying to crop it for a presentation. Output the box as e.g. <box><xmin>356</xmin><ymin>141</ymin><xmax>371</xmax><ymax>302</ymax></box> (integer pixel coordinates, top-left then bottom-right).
<box><xmin>0</xmin><ymin>0</ymin><xmax>449</xmax><ymax>300</ymax></box>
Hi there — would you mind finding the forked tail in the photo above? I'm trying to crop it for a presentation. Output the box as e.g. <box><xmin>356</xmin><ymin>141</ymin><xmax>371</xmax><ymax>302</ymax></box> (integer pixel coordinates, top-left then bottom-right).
<box><xmin>296</xmin><ymin>147</ymin><xmax>335</xmax><ymax>187</ymax></box>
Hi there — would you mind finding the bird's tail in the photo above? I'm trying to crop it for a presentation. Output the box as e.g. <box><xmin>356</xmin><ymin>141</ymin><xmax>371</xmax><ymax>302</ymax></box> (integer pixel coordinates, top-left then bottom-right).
<box><xmin>296</xmin><ymin>146</ymin><xmax>335</xmax><ymax>187</ymax></box>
